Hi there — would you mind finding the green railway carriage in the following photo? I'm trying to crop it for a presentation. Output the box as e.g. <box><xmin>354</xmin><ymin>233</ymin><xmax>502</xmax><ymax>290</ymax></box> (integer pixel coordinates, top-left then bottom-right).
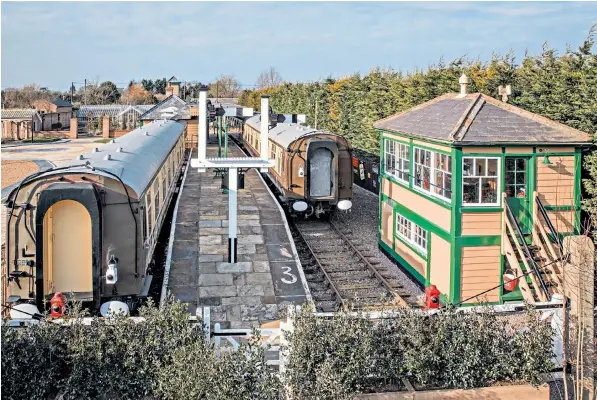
<box><xmin>375</xmin><ymin>85</ymin><xmax>592</xmax><ymax>305</ymax></box>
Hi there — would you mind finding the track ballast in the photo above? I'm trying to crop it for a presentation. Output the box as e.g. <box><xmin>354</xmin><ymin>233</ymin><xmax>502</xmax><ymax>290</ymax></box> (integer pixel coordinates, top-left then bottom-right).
<box><xmin>228</xmin><ymin>131</ymin><xmax>412</xmax><ymax>312</ymax></box>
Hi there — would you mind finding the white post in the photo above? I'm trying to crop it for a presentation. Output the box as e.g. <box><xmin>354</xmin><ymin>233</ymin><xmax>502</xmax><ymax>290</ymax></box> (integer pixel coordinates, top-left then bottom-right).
<box><xmin>260</xmin><ymin>95</ymin><xmax>270</xmax><ymax>173</ymax></box>
<box><xmin>550</xmin><ymin>293</ymin><xmax>564</xmax><ymax>368</ymax></box>
<box><xmin>279</xmin><ymin>305</ymin><xmax>296</xmax><ymax>375</ymax></box>
<box><xmin>198</xmin><ymin>86</ymin><xmax>208</xmax><ymax>171</ymax></box>
<box><xmin>228</xmin><ymin>167</ymin><xmax>238</xmax><ymax>263</ymax></box>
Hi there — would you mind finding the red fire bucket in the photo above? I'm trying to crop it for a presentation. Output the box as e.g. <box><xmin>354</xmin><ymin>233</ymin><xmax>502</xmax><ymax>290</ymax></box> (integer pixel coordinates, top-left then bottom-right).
<box><xmin>503</xmin><ymin>269</ymin><xmax>518</xmax><ymax>292</ymax></box>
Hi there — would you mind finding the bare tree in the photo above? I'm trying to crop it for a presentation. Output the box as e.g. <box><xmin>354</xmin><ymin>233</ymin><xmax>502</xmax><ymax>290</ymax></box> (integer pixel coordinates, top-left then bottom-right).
<box><xmin>1</xmin><ymin>83</ymin><xmax>62</xmax><ymax>108</ymax></box>
<box><xmin>256</xmin><ymin>67</ymin><xmax>282</xmax><ymax>89</ymax></box>
<box><xmin>208</xmin><ymin>75</ymin><xmax>241</xmax><ymax>98</ymax></box>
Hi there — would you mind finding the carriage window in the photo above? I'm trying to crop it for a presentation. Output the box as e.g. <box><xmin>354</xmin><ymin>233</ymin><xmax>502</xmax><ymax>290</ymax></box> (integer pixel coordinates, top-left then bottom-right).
<box><xmin>154</xmin><ymin>180</ymin><xmax>160</xmax><ymax>216</ymax></box>
<box><xmin>141</xmin><ymin>206</ymin><xmax>147</xmax><ymax>243</ymax></box>
<box><xmin>462</xmin><ymin>157</ymin><xmax>500</xmax><ymax>206</ymax></box>
<box><xmin>164</xmin><ymin>165</ymin><xmax>170</xmax><ymax>194</ymax></box>
<box><xmin>145</xmin><ymin>196</ymin><xmax>152</xmax><ymax>238</ymax></box>
<box><xmin>384</xmin><ymin>139</ymin><xmax>409</xmax><ymax>183</ymax></box>
<box><xmin>162</xmin><ymin>172</ymin><xmax>167</xmax><ymax>203</ymax></box>
<box><xmin>395</xmin><ymin>212</ymin><xmax>428</xmax><ymax>255</ymax></box>
<box><xmin>276</xmin><ymin>148</ymin><xmax>283</xmax><ymax>173</ymax></box>
<box><xmin>414</xmin><ymin>147</ymin><xmax>452</xmax><ymax>201</ymax></box>
<box><xmin>270</xmin><ymin>142</ymin><xmax>276</xmax><ymax>163</ymax></box>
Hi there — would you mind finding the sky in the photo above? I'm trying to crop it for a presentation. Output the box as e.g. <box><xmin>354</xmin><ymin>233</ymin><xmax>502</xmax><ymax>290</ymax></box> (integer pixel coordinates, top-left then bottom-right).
<box><xmin>1</xmin><ymin>1</ymin><xmax>596</xmax><ymax>91</ymax></box>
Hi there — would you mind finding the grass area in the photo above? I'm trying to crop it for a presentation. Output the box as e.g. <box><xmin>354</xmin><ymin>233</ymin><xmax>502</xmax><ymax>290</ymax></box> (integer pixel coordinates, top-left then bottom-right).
<box><xmin>94</xmin><ymin>138</ymin><xmax>112</xmax><ymax>144</ymax></box>
<box><xmin>20</xmin><ymin>137</ymin><xmax>62</xmax><ymax>143</ymax></box>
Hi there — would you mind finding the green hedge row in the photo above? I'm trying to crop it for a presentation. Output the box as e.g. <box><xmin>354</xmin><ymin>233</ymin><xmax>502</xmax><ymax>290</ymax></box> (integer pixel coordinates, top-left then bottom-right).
<box><xmin>239</xmin><ymin>28</ymin><xmax>597</xmax><ymax>156</ymax></box>
<box><xmin>1</xmin><ymin>301</ymin><xmax>553</xmax><ymax>400</ymax></box>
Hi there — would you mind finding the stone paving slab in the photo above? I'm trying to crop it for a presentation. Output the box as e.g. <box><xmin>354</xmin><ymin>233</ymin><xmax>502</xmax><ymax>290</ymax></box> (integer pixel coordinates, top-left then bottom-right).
<box><xmin>165</xmin><ymin>138</ymin><xmax>309</xmax><ymax>328</ymax></box>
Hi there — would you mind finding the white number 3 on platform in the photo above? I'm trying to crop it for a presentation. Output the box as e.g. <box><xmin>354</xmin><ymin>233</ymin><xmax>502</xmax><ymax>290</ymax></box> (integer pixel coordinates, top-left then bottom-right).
<box><xmin>281</xmin><ymin>266</ymin><xmax>297</xmax><ymax>284</ymax></box>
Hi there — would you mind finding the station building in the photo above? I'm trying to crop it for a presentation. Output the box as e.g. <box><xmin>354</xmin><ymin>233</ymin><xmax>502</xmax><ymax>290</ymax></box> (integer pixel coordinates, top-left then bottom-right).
<box><xmin>375</xmin><ymin>76</ymin><xmax>592</xmax><ymax>305</ymax></box>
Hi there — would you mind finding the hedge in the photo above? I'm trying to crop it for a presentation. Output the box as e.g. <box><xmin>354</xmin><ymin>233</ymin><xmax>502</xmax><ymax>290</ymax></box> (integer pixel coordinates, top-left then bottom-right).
<box><xmin>1</xmin><ymin>300</ymin><xmax>553</xmax><ymax>399</ymax></box>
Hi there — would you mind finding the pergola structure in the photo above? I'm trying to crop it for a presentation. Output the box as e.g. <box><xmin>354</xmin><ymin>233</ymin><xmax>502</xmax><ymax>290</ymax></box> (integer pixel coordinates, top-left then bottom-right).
<box><xmin>191</xmin><ymin>88</ymin><xmax>273</xmax><ymax>262</ymax></box>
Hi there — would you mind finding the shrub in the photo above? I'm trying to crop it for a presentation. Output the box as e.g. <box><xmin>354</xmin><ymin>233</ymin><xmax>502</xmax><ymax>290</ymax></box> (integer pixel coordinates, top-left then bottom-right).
<box><xmin>155</xmin><ymin>336</ymin><xmax>281</xmax><ymax>400</ymax></box>
<box><xmin>1</xmin><ymin>300</ymin><xmax>553</xmax><ymax>400</ymax></box>
<box><xmin>284</xmin><ymin>304</ymin><xmax>554</xmax><ymax>396</ymax></box>
<box><xmin>1</xmin><ymin>298</ymin><xmax>204</xmax><ymax>400</ymax></box>
<box><xmin>62</xmin><ymin>299</ymin><xmax>200</xmax><ymax>399</ymax></box>
<box><xmin>1</xmin><ymin>319</ymin><xmax>67</xmax><ymax>400</ymax></box>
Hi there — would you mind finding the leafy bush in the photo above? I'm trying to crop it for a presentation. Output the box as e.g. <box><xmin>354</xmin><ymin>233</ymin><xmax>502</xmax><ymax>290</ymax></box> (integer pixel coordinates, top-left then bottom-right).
<box><xmin>1</xmin><ymin>299</ymin><xmax>203</xmax><ymax>400</ymax></box>
<box><xmin>155</xmin><ymin>337</ymin><xmax>281</xmax><ymax>400</ymax></box>
<box><xmin>63</xmin><ymin>299</ymin><xmax>200</xmax><ymax>399</ymax></box>
<box><xmin>1</xmin><ymin>300</ymin><xmax>553</xmax><ymax>400</ymax></box>
<box><xmin>1</xmin><ymin>319</ymin><xmax>66</xmax><ymax>400</ymax></box>
<box><xmin>284</xmin><ymin>304</ymin><xmax>554</xmax><ymax>398</ymax></box>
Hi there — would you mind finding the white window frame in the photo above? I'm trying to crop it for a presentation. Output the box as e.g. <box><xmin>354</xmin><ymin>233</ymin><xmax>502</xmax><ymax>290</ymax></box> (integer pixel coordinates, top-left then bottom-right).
<box><xmin>384</xmin><ymin>139</ymin><xmax>396</xmax><ymax>176</ymax></box>
<box><xmin>461</xmin><ymin>156</ymin><xmax>501</xmax><ymax>207</ymax></box>
<box><xmin>413</xmin><ymin>147</ymin><xmax>452</xmax><ymax>203</ymax></box>
<box><xmin>395</xmin><ymin>212</ymin><xmax>428</xmax><ymax>255</ymax></box>
<box><xmin>384</xmin><ymin>139</ymin><xmax>410</xmax><ymax>185</ymax></box>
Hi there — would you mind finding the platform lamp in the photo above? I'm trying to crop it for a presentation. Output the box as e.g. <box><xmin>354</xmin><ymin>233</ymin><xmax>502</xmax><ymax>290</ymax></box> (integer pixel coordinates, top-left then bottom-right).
<box><xmin>542</xmin><ymin>152</ymin><xmax>553</xmax><ymax>165</ymax></box>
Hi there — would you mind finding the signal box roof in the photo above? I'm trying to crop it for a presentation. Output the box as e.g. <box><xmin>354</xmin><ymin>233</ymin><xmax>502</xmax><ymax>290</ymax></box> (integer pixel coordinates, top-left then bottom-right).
<box><xmin>374</xmin><ymin>93</ymin><xmax>591</xmax><ymax>145</ymax></box>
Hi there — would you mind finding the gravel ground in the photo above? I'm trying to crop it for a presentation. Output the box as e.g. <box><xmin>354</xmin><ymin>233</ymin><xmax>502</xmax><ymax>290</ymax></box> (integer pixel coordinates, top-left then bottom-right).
<box><xmin>1</xmin><ymin>160</ymin><xmax>39</xmax><ymax>189</ymax></box>
<box><xmin>333</xmin><ymin>184</ymin><xmax>425</xmax><ymax>305</ymax></box>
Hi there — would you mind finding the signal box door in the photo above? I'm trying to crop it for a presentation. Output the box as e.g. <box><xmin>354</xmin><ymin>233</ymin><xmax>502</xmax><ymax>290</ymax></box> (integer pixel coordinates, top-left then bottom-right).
<box><xmin>505</xmin><ymin>157</ymin><xmax>531</xmax><ymax>234</ymax></box>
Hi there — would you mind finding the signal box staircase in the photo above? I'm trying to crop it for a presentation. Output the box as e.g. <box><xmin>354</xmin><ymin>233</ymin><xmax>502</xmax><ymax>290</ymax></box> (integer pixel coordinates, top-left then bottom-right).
<box><xmin>502</xmin><ymin>192</ymin><xmax>567</xmax><ymax>303</ymax></box>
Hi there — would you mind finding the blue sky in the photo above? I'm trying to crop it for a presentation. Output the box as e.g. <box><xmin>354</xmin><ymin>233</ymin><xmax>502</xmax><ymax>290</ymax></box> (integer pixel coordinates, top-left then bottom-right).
<box><xmin>2</xmin><ymin>2</ymin><xmax>596</xmax><ymax>90</ymax></box>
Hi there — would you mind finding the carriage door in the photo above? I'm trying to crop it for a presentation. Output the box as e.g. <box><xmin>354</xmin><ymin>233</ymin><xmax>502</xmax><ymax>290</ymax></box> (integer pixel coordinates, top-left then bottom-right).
<box><xmin>505</xmin><ymin>157</ymin><xmax>531</xmax><ymax>234</ymax></box>
<box><xmin>43</xmin><ymin>200</ymin><xmax>93</xmax><ymax>295</ymax></box>
<box><xmin>309</xmin><ymin>146</ymin><xmax>334</xmax><ymax>197</ymax></box>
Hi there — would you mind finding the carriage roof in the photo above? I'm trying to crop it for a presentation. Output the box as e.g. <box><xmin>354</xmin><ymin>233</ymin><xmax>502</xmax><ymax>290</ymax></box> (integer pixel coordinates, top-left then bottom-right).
<box><xmin>245</xmin><ymin>114</ymin><xmax>348</xmax><ymax>149</ymax></box>
<box><xmin>8</xmin><ymin>120</ymin><xmax>185</xmax><ymax>199</ymax></box>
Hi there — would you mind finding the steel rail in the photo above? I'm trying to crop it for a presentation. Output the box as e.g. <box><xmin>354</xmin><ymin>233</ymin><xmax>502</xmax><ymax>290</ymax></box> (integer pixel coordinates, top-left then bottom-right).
<box><xmin>294</xmin><ymin>222</ymin><xmax>348</xmax><ymax>312</ymax></box>
<box><xmin>329</xmin><ymin>220</ymin><xmax>410</xmax><ymax>308</ymax></box>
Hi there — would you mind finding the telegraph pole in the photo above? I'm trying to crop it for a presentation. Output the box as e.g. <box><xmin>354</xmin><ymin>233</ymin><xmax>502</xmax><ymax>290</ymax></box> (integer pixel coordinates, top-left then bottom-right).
<box><xmin>84</xmin><ymin>79</ymin><xmax>87</xmax><ymax>105</ymax></box>
<box><xmin>71</xmin><ymin>82</ymin><xmax>75</xmax><ymax>103</ymax></box>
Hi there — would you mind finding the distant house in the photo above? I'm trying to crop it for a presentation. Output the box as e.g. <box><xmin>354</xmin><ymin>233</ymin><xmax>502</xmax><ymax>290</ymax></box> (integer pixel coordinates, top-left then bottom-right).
<box><xmin>34</xmin><ymin>98</ymin><xmax>74</xmax><ymax>130</ymax></box>
<box><xmin>75</xmin><ymin>104</ymin><xmax>154</xmax><ymax>133</ymax></box>
<box><xmin>1</xmin><ymin>109</ymin><xmax>42</xmax><ymax>141</ymax></box>
<box><xmin>165</xmin><ymin>76</ymin><xmax>181</xmax><ymax>97</ymax></box>
<box><xmin>138</xmin><ymin>92</ymin><xmax>198</xmax><ymax>147</ymax></box>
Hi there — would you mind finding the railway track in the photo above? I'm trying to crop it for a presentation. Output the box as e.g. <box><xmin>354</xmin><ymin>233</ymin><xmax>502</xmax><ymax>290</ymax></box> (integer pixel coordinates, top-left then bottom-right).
<box><xmin>295</xmin><ymin>219</ymin><xmax>412</xmax><ymax>312</ymax></box>
<box><xmin>228</xmin><ymin>131</ymin><xmax>412</xmax><ymax>312</ymax></box>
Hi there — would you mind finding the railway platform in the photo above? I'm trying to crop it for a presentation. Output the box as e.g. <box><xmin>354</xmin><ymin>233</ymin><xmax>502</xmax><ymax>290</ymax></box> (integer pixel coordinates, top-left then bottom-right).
<box><xmin>164</xmin><ymin>137</ymin><xmax>310</xmax><ymax>328</ymax></box>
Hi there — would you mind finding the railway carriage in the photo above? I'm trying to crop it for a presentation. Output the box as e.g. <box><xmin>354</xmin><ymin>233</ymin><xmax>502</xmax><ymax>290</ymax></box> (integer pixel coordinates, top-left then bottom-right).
<box><xmin>3</xmin><ymin>120</ymin><xmax>187</xmax><ymax>311</ymax></box>
<box><xmin>243</xmin><ymin>114</ymin><xmax>353</xmax><ymax>217</ymax></box>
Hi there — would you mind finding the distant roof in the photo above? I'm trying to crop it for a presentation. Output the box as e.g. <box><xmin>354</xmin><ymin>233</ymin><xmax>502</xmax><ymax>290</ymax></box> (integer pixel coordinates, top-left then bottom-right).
<box><xmin>52</xmin><ymin>98</ymin><xmax>72</xmax><ymax>107</ymax></box>
<box><xmin>1</xmin><ymin>109</ymin><xmax>40</xmax><ymax>119</ymax></box>
<box><xmin>208</xmin><ymin>98</ymin><xmax>239</xmax><ymax>108</ymax></box>
<box><xmin>168</xmin><ymin>76</ymin><xmax>180</xmax><ymax>83</ymax></box>
<box><xmin>139</xmin><ymin>95</ymin><xmax>189</xmax><ymax>120</ymax></box>
<box><xmin>245</xmin><ymin>114</ymin><xmax>348</xmax><ymax>149</ymax></box>
<box><xmin>76</xmin><ymin>104</ymin><xmax>154</xmax><ymax>118</ymax></box>
<box><xmin>374</xmin><ymin>93</ymin><xmax>592</xmax><ymax>145</ymax></box>
<box><xmin>9</xmin><ymin>120</ymin><xmax>185</xmax><ymax>198</ymax></box>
